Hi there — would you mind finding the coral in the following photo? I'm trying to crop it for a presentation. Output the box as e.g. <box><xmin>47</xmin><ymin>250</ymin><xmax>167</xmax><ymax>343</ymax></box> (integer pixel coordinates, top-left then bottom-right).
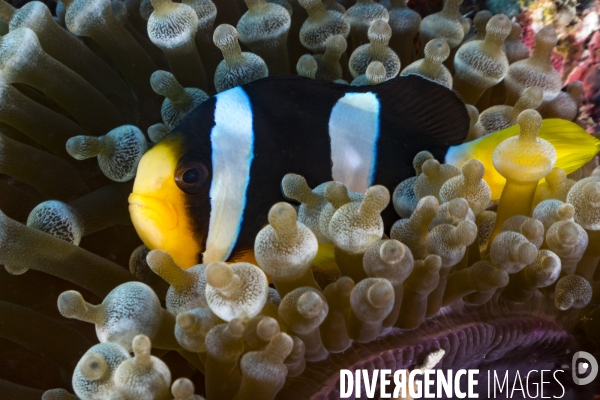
<box><xmin>391</xmin><ymin>151</ymin><xmax>433</xmax><ymax>218</ymax></box>
<box><xmin>504</xmin><ymin>28</ymin><xmax>562</xmax><ymax>105</ymax></box>
<box><xmin>297</xmin><ymin>0</ymin><xmax>349</xmax><ymax>54</ymax></box>
<box><xmin>400</xmin><ymin>38</ymin><xmax>452</xmax><ymax>88</ymax></box>
<box><xmin>236</xmin><ymin>0</ymin><xmax>291</xmax><ymax>75</ymax></box>
<box><xmin>254</xmin><ymin>202</ymin><xmax>320</xmax><ymax>296</ymax></box>
<box><xmin>512</xmin><ymin>0</ymin><xmax>600</xmax><ymax>128</ymax></box>
<box><xmin>489</xmin><ymin>109</ymin><xmax>556</xmax><ymax>243</ymax></box>
<box><xmin>0</xmin><ymin>27</ymin><xmax>123</xmax><ymax>134</ymax></box>
<box><xmin>212</xmin><ymin>24</ymin><xmax>268</xmax><ymax>92</ymax></box>
<box><xmin>419</xmin><ymin>0</ymin><xmax>464</xmax><ymax>50</ymax></box>
<box><xmin>72</xmin><ymin>342</ymin><xmax>130</xmax><ymax>399</ymax></box>
<box><xmin>146</xmin><ymin>249</ymin><xmax>208</xmax><ymax>315</ymax></box>
<box><xmin>387</xmin><ymin>0</ymin><xmax>421</xmax><ymax>68</ymax></box>
<box><xmin>66</xmin><ymin>125</ymin><xmax>149</xmax><ymax>182</ymax></box>
<box><xmin>150</xmin><ymin>70</ymin><xmax>209</xmax><ymax>130</ymax></box>
<box><xmin>344</xmin><ymin>0</ymin><xmax>388</xmax><ymax>49</ymax></box>
<box><xmin>453</xmin><ymin>14</ymin><xmax>512</xmax><ymax>104</ymax></box>
<box><xmin>350</xmin><ymin>60</ymin><xmax>387</xmax><ymax>85</ymax></box>
<box><xmin>313</xmin><ymin>34</ymin><xmax>347</xmax><ymax>81</ymax></box>
<box><xmin>235</xmin><ymin>332</ymin><xmax>293</xmax><ymax>400</ymax></box>
<box><xmin>347</xmin><ymin>277</ymin><xmax>395</xmax><ymax>342</ymax></box>
<box><xmin>348</xmin><ymin>19</ymin><xmax>400</xmax><ymax>79</ymax></box>
<box><xmin>147</xmin><ymin>0</ymin><xmax>207</xmax><ymax>90</ymax></box>
<box><xmin>468</xmin><ymin>10</ymin><xmax>491</xmax><ymax>43</ymax></box>
<box><xmin>204</xmin><ymin>261</ymin><xmax>269</xmax><ymax>321</ymax></box>
<box><xmin>0</xmin><ymin>1</ymin><xmax>599</xmax><ymax>400</ymax></box>
<box><xmin>295</xmin><ymin>53</ymin><xmax>318</xmax><ymax>78</ymax></box>
<box><xmin>439</xmin><ymin>159</ymin><xmax>491</xmax><ymax>215</ymax></box>
<box><xmin>57</xmin><ymin>281</ymin><xmax>180</xmax><ymax>351</ymax></box>
<box><xmin>279</xmin><ymin>286</ymin><xmax>329</xmax><ymax>361</ymax></box>
<box><xmin>478</xmin><ymin>85</ymin><xmax>543</xmax><ymax>134</ymax></box>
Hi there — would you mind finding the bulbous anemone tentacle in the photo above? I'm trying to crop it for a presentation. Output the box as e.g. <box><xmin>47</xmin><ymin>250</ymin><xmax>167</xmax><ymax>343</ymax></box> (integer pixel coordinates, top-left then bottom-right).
<box><xmin>212</xmin><ymin>24</ymin><xmax>268</xmax><ymax>92</ymax></box>
<box><xmin>66</xmin><ymin>125</ymin><xmax>149</xmax><ymax>182</ymax></box>
<box><xmin>0</xmin><ymin>210</ymin><xmax>133</xmax><ymax>294</ymax></box>
<box><xmin>401</xmin><ymin>38</ymin><xmax>452</xmax><ymax>89</ymax></box>
<box><xmin>147</xmin><ymin>0</ymin><xmax>207</xmax><ymax>90</ymax></box>
<box><xmin>237</xmin><ymin>0</ymin><xmax>291</xmax><ymax>75</ymax></box>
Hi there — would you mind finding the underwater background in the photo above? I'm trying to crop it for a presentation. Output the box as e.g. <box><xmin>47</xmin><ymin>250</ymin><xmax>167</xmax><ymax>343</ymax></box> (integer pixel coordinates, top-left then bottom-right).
<box><xmin>0</xmin><ymin>0</ymin><xmax>599</xmax><ymax>398</ymax></box>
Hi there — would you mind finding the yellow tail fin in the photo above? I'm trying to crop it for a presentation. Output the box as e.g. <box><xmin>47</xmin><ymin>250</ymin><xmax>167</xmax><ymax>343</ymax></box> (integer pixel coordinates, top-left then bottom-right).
<box><xmin>445</xmin><ymin>119</ymin><xmax>600</xmax><ymax>200</ymax></box>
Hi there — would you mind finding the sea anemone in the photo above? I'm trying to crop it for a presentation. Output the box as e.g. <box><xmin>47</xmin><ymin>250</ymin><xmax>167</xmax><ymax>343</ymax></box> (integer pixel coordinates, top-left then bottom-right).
<box><xmin>0</xmin><ymin>0</ymin><xmax>599</xmax><ymax>399</ymax></box>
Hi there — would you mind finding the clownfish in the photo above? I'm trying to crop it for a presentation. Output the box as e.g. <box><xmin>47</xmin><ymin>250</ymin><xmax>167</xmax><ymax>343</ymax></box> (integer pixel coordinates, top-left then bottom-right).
<box><xmin>129</xmin><ymin>75</ymin><xmax>599</xmax><ymax>268</ymax></box>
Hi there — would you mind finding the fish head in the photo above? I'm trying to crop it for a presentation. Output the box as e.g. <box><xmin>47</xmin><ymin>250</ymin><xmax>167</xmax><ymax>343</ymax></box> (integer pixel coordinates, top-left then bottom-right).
<box><xmin>129</xmin><ymin>132</ymin><xmax>211</xmax><ymax>269</ymax></box>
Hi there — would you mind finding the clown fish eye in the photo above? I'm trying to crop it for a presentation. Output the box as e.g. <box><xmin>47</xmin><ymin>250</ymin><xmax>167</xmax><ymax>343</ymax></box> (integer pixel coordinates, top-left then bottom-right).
<box><xmin>175</xmin><ymin>158</ymin><xmax>208</xmax><ymax>194</ymax></box>
<box><xmin>182</xmin><ymin>168</ymin><xmax>200</xmax><ymax>184</ymax></box>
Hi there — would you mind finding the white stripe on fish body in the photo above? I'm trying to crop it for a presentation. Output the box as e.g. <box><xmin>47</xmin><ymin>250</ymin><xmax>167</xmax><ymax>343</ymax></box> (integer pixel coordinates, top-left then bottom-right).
<box><xmin>328</xmin><ymin>92</ymin><xmax>381</xmax><ymax>193</ymax></box>
<box><xmin>203</xmin><ymin>87</ymin><xmax>254</xmax><ymax>263</ymax></box>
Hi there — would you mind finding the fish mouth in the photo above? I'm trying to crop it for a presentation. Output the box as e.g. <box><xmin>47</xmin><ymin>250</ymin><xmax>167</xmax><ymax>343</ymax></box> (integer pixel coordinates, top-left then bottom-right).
<box><xmin>128</xmin><ymin>193</ymin><xmax>178</xmax><ymax>230</ymax></box>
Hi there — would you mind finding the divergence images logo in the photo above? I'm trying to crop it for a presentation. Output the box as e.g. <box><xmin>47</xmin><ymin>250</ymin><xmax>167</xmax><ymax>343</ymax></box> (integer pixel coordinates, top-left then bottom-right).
<box><xmin>572</xmin><ymin>351</ymin><xmax>598</xmax><ymax>386</ymax></box>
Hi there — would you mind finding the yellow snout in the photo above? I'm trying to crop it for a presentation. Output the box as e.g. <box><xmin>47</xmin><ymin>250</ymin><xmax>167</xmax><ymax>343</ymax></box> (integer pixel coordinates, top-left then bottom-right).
<box><xmin>129</xmin><ymin>135</ymin><xmax>201</xmax><ymax>269</ymax></box>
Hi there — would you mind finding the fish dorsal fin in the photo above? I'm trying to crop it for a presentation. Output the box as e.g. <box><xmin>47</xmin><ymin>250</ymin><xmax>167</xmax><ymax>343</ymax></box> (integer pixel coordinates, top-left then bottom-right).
<box><xmin>364</xmin><ymin>74</ymin><xmax>470</xmax><ymax>148</ymax></box>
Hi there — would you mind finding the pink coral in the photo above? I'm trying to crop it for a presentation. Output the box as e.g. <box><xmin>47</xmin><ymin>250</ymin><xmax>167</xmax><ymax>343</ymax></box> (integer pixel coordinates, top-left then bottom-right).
<box><xmin>517</xmin><ymin>0</ymin><xmax>599</xmax><ymax>128</ymax></box>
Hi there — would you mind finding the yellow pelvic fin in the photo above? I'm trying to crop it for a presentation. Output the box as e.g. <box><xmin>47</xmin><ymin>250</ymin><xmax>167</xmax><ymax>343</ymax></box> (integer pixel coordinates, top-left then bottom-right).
<box><xmin>229</xmin><ymin>243</ymin><xmax>340</xmax><ymax>287</ymax></box>
<box><xmin>311</xmin><ymin>242</ymin><xmax>341</xmax><ymax>288</ymax></box>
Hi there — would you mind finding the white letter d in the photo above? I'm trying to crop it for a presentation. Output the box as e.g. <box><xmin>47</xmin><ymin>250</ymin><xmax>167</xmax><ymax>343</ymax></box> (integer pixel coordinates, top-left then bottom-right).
<box><xmin>341</xmin><ymin>370</ymin><xmax>353</xmax><ymax>398</ymax></box>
